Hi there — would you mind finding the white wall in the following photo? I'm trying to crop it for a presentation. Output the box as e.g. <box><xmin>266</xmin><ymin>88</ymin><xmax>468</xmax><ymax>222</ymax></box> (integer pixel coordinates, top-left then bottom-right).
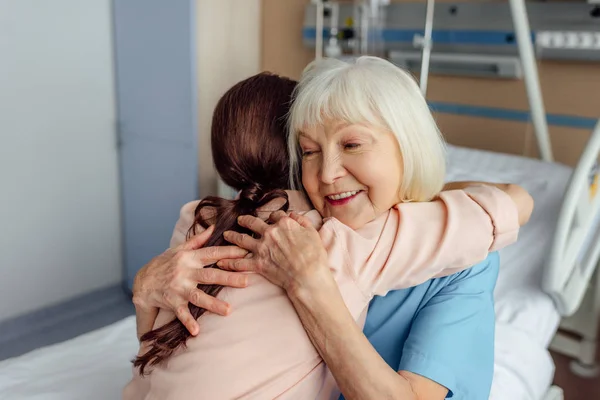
<box><xmin>0</xmin><ymin>0</ymin><xmax>122</xmax><ymax>321</ymax></box>
<box><xmin>195</xmin><ymin>0</ymin><xmax>262</xmax><ymax>198</ymax></box>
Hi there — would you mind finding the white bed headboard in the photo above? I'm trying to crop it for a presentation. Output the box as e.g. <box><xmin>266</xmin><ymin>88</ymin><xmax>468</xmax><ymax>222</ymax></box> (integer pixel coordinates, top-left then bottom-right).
<box><xmin>543</xmin><ymin>119</ymin><xmax>600</xmax><ymax>316</ymax></box>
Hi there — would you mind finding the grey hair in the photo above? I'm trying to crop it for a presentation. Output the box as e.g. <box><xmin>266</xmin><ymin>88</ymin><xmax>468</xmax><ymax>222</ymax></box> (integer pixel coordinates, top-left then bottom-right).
<box><xmin>288</xmin><ymin>56</ymin><xmax>446</xmax><ymax>202</ymax></box>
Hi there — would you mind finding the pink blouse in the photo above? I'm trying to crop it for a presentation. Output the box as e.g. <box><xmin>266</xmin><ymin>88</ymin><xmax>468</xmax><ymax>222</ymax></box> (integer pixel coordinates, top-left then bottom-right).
<box><xmin>123</xmin><ymin>186</ymin><xmax>519</xmax><ymax>400</ymax></box>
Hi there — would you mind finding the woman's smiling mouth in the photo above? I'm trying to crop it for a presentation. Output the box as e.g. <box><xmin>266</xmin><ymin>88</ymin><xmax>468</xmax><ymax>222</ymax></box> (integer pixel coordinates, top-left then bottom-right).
<box><xmin>325</xmin><ymin>190</ymin><xmax>363</xmax><ymax>206</ymax></box>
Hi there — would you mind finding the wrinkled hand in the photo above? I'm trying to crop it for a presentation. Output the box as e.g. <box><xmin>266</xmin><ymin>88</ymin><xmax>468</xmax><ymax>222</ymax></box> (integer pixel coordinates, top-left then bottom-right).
<box><xmin>218</xmin><ymin>212</ymin><xmax>331</xmax><ymax>295</ymax></box>
<box><xmin>132</xmin><ymin>225</ymin><xmax>249</xmax><ymax>335</ymax></box>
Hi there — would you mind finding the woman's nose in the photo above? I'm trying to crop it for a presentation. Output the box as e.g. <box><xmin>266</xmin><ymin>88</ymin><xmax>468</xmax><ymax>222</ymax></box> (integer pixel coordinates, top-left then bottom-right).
<box><xmin>319</xmin><ymin>154</ymin><xmax>345</xmax><ymax>184</ymax></box>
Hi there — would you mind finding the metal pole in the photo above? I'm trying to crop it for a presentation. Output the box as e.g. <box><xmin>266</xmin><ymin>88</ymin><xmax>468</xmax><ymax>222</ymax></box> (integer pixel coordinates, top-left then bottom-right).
<box><xmin>315</xmin><ymin>0</ymin><xmax>324</xmax><ymax>60</ymax></box>
<box><xmin>509</xmin><ymin>0</ymin><xmax>553</xmax><ymax>162</ymax></box>
<box><xmin>420</xmin><ymin>0</ymin><xmax>435</xmax><ymax>96</ymax></box>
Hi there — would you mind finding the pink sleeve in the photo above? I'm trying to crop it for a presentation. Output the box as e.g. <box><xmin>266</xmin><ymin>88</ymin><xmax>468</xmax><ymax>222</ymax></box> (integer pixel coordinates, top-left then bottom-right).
<box><xmin>428</xmin><ymin>185</ymin><xmax>520</xmax><ymax>277</ymax></box>
<box><xmin>327</xmin><ymin>185</ymin><xmax>519</xmax><ymax>297</ymax></box>
<box><xmin>462</xmin><ymin>185</ymin><xmax>520</xmax><ymax>252</ymax></box>
<box><xmin>169</xmin><ymin>200</ymin><xmax>202</xmax><ymax>248</ymax></box>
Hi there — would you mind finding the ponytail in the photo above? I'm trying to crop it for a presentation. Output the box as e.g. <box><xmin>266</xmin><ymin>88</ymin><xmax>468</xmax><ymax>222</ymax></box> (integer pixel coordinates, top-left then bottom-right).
<box><xmin>133</xmin><ymin>185</ymin><xmax>288</xmax><ymax>375</ymax></box>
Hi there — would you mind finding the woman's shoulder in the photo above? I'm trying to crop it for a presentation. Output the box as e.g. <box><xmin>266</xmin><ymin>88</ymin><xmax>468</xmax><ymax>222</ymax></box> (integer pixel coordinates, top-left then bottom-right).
<box><xmin>170</xmin><ymin>200</ymin><xmax>203</xmax><ymax>247</ymax></box>
<box><xmin>173</xmin><ymin>192</ymin><xmax>315</xmax><ymax>247</ymax></box>
<box><xmin>180</xmin><ymin>200</ymin><xmax>201</xmax><ymax>218</ymax></box>
<box><xmin>429</xmin><ymin>252</ymin><xmax>500</xmax><ymax>293</ymax></box>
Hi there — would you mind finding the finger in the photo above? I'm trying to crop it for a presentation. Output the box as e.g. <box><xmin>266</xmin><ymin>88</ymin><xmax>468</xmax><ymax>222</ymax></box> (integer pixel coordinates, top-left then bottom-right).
<box><xmin>237</xmin><ymin>215</ymin><xmax>269</xmax><ymax>236</ymax></box>
<box><xmin>289</xmin><ymin>212</ymin><xmax>314</xmax><ymax>229</ymax></box>
<box><xmin>173</xmin><ymin>303</ymin><xmax>200</xmax><ymax>336</ymax></box>
<box><xmin>193</xmin><ymin>267</ymin><xmax>249</xmax><ymax>288</ymax></box>
<box><xmin>223</xmin><ymin>231</ymin><xmax>259</xmax><ymax>252</ymax></box>
<box><xmin>269</xmin><ymin>210</ymin><xmax>289</xmax><ymax>223</ymax></box>
<box><xmin>217</xmin><ymin>258</ymin><xmax>259</xmax><ymax>273</ymax></box>
<box><xmin>196</xmin><ymin>245</ymin><xmax>248</xmax><ymax>264</ymax></box>
<box><xmin>188</xmin><ymin>288</ymin><xmax>231</xmax><ymax>316</ymax></box>
<box><xmin>182</xmin><ymin>225</ymin><xmax>215</xmax><ymax>250</ymax></box>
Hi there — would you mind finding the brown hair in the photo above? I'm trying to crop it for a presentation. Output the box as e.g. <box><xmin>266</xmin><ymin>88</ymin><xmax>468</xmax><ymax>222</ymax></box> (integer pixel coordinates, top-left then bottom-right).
<box><xmin>133</xmin><ymin>72</ymin><xmax>298</xmax><ymax>375</ymax></box>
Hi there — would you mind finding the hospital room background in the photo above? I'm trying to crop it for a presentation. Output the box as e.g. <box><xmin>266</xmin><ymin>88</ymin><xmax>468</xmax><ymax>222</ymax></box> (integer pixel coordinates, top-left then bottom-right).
<box><xmin>1</xmin><ymin>0</ymin><xmax>599</xmax><ymax>399</ymax></box>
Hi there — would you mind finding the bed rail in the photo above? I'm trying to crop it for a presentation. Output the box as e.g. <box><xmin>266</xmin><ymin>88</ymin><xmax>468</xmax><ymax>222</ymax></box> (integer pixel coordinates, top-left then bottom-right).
<box><xmin>543</xmin><ymin>119</ymin><xmax>600</xmax><ymax>316</ymax></box>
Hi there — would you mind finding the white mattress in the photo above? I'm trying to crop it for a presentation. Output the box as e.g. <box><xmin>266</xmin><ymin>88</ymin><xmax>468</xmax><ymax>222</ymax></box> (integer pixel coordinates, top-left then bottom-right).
<box><xmin>0</xmin><ymin>146</ymin><xmax>574</xmax><ymax>399</ymax></box>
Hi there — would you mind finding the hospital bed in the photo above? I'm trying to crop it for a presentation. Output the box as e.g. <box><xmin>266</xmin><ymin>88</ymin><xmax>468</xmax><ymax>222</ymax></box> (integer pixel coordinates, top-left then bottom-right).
<box><xmin>414</xmin><ymin>1</ymin><xmax>600</xmax><ymax>399</ymax></box>
<box><xmin>1</xmin><ymin>2</ymin><xmax>599</xmax><ymax>400</ymax></box>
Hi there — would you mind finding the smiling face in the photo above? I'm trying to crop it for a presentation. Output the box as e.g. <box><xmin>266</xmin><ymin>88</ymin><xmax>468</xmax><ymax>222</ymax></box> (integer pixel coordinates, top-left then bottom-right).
<box><xmin>299</xmin><ymin>120</ymin><xmax>403</xmax><ymax>230</ymax></box>
<box><xmin>288</xmin><ymin>56</ymin><xmax>447</xmax><ymax>228</ymax></box>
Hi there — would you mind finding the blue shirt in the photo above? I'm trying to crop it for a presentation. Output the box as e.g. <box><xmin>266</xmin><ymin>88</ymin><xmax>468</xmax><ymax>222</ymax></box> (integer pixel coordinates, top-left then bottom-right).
<box><xmin>340</xmin><ymin>252</ymin><xmax>499</xmax><ymax>400</ymax></box>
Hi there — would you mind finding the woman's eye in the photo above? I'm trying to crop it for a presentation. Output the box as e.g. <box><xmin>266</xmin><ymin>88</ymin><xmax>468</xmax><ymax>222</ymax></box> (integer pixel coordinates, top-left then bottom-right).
<box><xmin>302</xmin><ymin>150</ymin><xmax>318</xmax><ymax>158</ymax></box>
<box><xmin>344</xmin><ymin>143</ymin><xmax>361</xmax><ymax>150</ymax></box>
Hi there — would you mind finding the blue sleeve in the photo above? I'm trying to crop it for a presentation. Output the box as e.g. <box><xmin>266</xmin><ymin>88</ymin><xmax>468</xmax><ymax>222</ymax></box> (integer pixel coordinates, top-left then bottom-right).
<box><xmin>398</xmin><ymin>252</ymin><xmax>500</xmax><ymax>399</ymax></box>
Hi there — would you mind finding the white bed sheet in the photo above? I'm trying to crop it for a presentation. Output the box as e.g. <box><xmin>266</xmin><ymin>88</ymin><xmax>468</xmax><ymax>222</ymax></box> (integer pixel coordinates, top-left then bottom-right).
<box><xmin>447</xmin><ymin>145</ymin><xmax>573</xmax><ymax>400</ymax></box>
<box><xmin>490</xmin><ymin>323</ymin><xmax>556</xmax><ymax>400</ymax></box>
<box><xmin>0</xmin><ymin>316</ymin><xmax>138</xmax><ymax>400</ymax></box>
<box><xmin>446</xmin><ymin>144</ymin><xmax>572</xmax><ymax>347</ymax></box>
<box><xmin>0</xmin><ymin>146</ymin><xmax>573</xmax><ymax>399</ymax></box>
<box><xmin>0</xmin><ymin>317</ymin><xmax>558</xmax><ymax>400</ymax></box>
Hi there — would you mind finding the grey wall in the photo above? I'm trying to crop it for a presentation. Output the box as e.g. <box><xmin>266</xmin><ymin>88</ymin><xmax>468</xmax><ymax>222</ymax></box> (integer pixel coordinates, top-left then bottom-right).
<box><xmin>0</xmin><ymin>0</ymin><xmax>122</xmax><ymax>321</ymax></box>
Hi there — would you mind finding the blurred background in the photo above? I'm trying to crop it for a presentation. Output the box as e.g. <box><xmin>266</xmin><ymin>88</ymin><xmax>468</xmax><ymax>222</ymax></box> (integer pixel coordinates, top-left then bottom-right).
<box><xmin>0</xmin><ymin>1</ymin><xmax>599</xmax><ymax>399</ymax></box>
